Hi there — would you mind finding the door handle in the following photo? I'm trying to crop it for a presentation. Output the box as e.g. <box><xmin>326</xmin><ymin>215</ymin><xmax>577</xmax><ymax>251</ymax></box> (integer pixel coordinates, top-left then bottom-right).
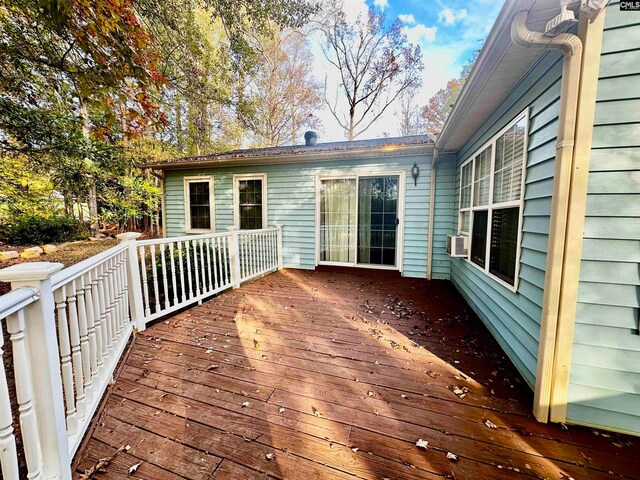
<box><xmin>396</xmin><ymin>218</ymin><xmax>400</xmax><ymax>226</ymax></box>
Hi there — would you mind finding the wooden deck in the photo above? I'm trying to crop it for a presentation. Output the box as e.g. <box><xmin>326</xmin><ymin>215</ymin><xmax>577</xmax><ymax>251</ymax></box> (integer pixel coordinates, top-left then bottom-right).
<box><xmin>73</xmin><ymin>268</ymin><xmax>640</xmax><ymax>479</ymax></box>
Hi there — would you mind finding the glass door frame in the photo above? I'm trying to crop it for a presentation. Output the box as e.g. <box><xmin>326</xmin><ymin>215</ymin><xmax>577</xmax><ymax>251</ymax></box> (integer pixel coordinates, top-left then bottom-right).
<box><xmin>314</xmin><ymin>170</ymin><xmax>406</xmax><ymax>272</ymax></box>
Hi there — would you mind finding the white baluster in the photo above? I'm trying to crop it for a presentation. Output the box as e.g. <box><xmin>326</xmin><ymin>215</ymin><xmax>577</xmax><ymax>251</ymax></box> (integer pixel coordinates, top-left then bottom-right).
<box><xmin>53</xmin><ymin>287</ymin><xmax>77</xmax><ymax>435</ymax></box>
<box><xmin>76</xmin><ymin>276</ymin><xmax>93</xmax><ymax>403</ymax></box>
<box><xmin>160</xmin><ymin>244</ymin><xmax>170</xmax><ymax>310</ymax></box>
<box><xmin>138</xmin><ymin>246</ymin><xmax>151</xmax><ymax>318</ymax></box>
<box><xmin>185</xmin><ymin>240</ymin><xmax>194</xmax><ymax>299</ymax></box>
<box><xmin>7</xmin><ymin>310</ymin><xmax>44</xmax><ymax>480</ymax></box>
<box><xmin>214</xmin><ymin>237</ymin><xmax>221</xmax><ymax>289</ymax></box>
<box><xmin>169</xmin><ymin>242</ymin><xmax>178</xmax><ymax>306</ymax></box>
<box><xmin>205</xmin><ymin>238</ymin><xmax>213</xmax><ymax>292</ymax></box>
<box><xmin>199</xmin><ymin>239</ymin><xmax>206</xmax><ymax>296</ymax></box>
<box><xmin>120</xmin><ymin>253</ymin><xmax>130</xmax><ymax>326</ymax></box>
<box><xmin>150</xmin><ymin>244</ymin><xmax>160</xmax><ymax>314</ymax></box>
<box><xmin>178</xmin><ymin>241</ymin><xmax>187</xmax><ymax>303</ymax></box>
<box><xmin>66</xmin><ymin>280</ymin><xmax>86</xmax><ymax>419</ymax></box>
<box><xmin>102</xmin><ymin>261</ymin><xmax>114</xmax><ymax>352</ymax></box>
<box><xmin>85</xmin><ymin>271</ymin><xmax>100</xmax><ymax>379</ymax></box>
<box><xmin>0</xmin><ymin>320</ymin><xmax>19</xmax><ymax>480</ymax></box>
<box><xmin>192</xmin><ymin>240</ymin><xmax>201</xmax><ymax>297</ymax></box>
<box><xmin>90</xmin><ymin>269</ymin><xmax>104</xmax><ymax>371</ymax></box>
<box><xmin>107</xmin><ymin>258</ymin><xmax>119</xmax><ymax>340</ymax></box>
<box><xmin>220</xmin><ymin>236</ymin><xmax>230</xmax><ymax>286</ymax></box>
<box><xmin>96</xmin><ymin>263</ymin><xmax>109</xmax><ymax>358</ymax></box>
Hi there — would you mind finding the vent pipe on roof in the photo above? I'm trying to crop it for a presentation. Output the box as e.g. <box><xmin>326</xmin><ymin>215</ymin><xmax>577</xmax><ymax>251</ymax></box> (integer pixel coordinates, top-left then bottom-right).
<box><xmin>511</xmin><ymin>10</ymin><xmax>583</xmax><ymax>425</ymax></box>
<box><xmin>304</xmin><ymin>131</ymin><xmax>318</xmax><ymax>146</ymax></box>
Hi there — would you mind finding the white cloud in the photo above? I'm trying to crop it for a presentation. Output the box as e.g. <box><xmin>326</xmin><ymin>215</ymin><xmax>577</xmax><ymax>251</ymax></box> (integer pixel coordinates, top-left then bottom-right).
<box><xmin>438</xmin><ymin>8</ymin><xmax>468</xmax><ymax>25</ymax></box>
<box><xmin>373</xmin><ymin>0</ymin><xmax>388</xmax><ymax>10</ymax></box>
<box><xmin>403</xmin><ymin>24</ymin><xmax>438</xmax><ymax>44</ymax></box>
<box><xmin>341</xmin><ymin>0</ymin><xmax>369</xmax><ymax>24</ymax></box>
<box><xmin>398</xmin><ymin>14</ymin><xmax>416</xmax><ymax>25</ymax></box>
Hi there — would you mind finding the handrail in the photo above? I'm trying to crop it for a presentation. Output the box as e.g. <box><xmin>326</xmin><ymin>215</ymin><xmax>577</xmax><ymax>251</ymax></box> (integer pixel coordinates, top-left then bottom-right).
<box><xmin>50</xmin><ymin>243</ymin><xmax>127</xmax><ymax>290</ymax></box>
<box><xmin>0</xmin><ymin>226</ymin><xmax>283</xmax><ymax>479</ymax></box>
<box><xmin>135</xmin><ymin>228</ymin><xmax>278</xmax><ymax>246</ymax></box>
<box><xmin>0</xmin><ymin>287</ymin><xmax>39</xmax><ymax>319</ymax></box>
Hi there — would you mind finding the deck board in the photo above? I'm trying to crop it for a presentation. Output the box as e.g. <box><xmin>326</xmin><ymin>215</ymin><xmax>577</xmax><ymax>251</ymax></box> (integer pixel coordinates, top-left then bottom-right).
<box><xmin>73</xmin><ymin>268</ymin><xmax>640</xmax><ymax>479</ymax></box>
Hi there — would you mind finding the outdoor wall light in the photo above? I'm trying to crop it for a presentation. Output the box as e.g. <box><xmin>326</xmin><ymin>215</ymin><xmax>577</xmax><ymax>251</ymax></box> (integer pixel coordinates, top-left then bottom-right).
<box><xmin>412</xmin><ymin>162</ymin><xmax>419</xmax><ymax>186</ymax></box>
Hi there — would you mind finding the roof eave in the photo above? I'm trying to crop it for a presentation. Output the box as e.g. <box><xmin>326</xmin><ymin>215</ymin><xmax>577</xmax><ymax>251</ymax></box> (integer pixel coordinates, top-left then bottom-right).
<box><xmin>435</xmin><ymin>0</ymin><xmax>521</xmax><ymax>153</ymax></box>
<box><xmin>142</xmin><ymin>143</ymin><xmax>434</xmax><ymax>171</ymax></box>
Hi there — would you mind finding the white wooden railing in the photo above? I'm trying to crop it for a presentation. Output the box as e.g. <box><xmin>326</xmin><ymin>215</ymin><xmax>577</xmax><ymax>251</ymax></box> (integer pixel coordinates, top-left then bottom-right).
<box><xmin>0</xmin><ymin>225</ymin><xmax>282</xmax><ymax>479</ymax></box>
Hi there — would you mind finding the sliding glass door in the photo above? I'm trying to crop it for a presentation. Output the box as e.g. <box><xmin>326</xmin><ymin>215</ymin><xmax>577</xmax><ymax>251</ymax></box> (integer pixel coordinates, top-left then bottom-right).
<box><xmin>319</xmin><ymin>175</ymin><xmax>400</xmax><ymax>268</ymax></box>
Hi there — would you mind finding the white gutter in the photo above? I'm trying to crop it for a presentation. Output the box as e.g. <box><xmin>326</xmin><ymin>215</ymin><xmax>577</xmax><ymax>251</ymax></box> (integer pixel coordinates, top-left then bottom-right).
<box><xmin>511</xmin><ymin>10</ymin><xmax>583</xmax><ymax>423</ymax></box>
<box><xmin>426</xmin><ymin>148</ymin><xmax>439</xmax><ymax>280</ymax></box>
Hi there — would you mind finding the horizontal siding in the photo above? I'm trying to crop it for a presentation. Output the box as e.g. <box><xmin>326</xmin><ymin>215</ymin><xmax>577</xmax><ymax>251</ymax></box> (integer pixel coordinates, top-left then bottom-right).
<box><xmin>432</xmin><ymin>154</ymin><xmax>455</xmax><ymax>280</ymax></box>
<box><xmin>450</xmin><ymin>52</ymin><xmax>564</xmax><ymax>389</ymax></box>
<box><xmin>568</xmin><ymin>1</ymin><xmax>640</xmax><ymax>436</ymax></box>
<box><xmin>164</xmin><ymin>154</ymin><xmax>435</xmax><ymax>278</ymax></box>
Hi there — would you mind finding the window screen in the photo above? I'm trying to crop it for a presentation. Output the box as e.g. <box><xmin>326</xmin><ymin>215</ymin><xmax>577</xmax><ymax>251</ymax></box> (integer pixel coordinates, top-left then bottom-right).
<box><xmin>188</xmin><ymin>181</ymin><xmax>211</xmax><ymax>230</ymax></box>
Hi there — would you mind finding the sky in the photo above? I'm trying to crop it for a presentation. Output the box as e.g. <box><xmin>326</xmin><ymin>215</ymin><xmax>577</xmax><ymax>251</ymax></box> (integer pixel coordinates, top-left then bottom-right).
<box><xmin>308</xmin><ymin>0</ymin><xmax>505</xmax><ymax>142</ymax></box>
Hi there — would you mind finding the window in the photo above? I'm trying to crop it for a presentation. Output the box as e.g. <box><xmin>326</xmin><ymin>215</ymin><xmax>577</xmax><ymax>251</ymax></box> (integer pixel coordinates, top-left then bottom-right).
<box><xmin>234</xmin><ymin>174</ymin><xmax>267</xmax><ymax>230</ymax></box>
<box><xmin>457</xmin><ymin>112</ymin><xmax>528</xmax><ymax>289</ymax></box>
<box><xmin>184</xmin><ymin>176</ymin><xmax>215</xmax><ymax>233</ymax></box>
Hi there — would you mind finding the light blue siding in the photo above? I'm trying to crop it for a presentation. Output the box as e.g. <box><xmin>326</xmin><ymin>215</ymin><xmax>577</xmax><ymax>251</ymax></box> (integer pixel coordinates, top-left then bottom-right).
<box><xmin>567</xmin><ymin>1</ymin><xmax>640</xmax><ymax>435</ymax></box>
<box><xmin>448</xmin><ymin>52</ymin><xmax>564</xmax><ymax>388</ymax></box>
<box><xmin>431</xmin><ymin>154</ymin><xmax>456</xmax><ymax>280</ymax></box>
<box><xmin>164</xmin><ymin>154</ymin><xmax>439</xmax><ymax>278</ymax></box>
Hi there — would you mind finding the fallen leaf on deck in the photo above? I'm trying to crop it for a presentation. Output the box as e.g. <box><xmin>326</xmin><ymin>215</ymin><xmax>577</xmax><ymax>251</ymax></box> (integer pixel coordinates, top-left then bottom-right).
<box><xmin>351</xmin><ymin>447</ymin><xmax>359</xmax><ymax>452</ymax></box>
<box><xmin>484</xmin><ymin>420</ymin><xmax>497</xmax><ymax>429</ymax></box>
<box><xmin>241</xmin><ymin>401</ymin><xmax>250</xmax><ymax>408</ymax></box>
<box><xmin>279</xmin><ymin>407</ymin><xmax>285</xmax><ymax>413</ymax></box>
<box><xmin>128</xmin><ymin>462</ymin><xmax>141</xmax><ymax>474</ymax></box>
<box><xmin>446</xmin><ymin>452</ymin><xmax>458</xmax><ymax>461</ymax></box>
<box><xmin>207</xmin><ymin>364</ymin><xmax>219</xmax><ymax>371</ymax></box>
<box><xmin>401</xmin><ymin>394</ymin><xmax>408</xmax><ymax>399</ymax></box>
<box><xmin>367</xmin><ymin>391</ymin><xmax>374</xmax><ymax>397</ymax></box>
<box><xmin>265</xmin><ymin>453</ymin><xmax>275</xmax><ymax>460</ymax></box>
<box><xmin>253</xmin><ymin>338</ymin><xmax>260</xmax><ymax>349</ymax></box>
<box><xmin>312</xmin><ymin>406</ymin><xmax>322</xmax><ymax>417</ymax></box>
<box><xmin>415</xmin><ymin>439</ymin><xmax>428</xmax><ymax>449</ymax></box>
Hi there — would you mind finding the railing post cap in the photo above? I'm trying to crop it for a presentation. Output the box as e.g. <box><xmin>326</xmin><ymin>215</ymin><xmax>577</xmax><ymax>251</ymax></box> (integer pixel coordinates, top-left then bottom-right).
<box><xmin>275</xmin><ymin>224</ymin><xmax>283</xmax><ymax>228</ymax></box>
<box><xmin>116</xmin><ymin>232</ymin><xmax>142</xmax><ymax>242</ymax></box>
<box><xmin>226</xmin><ymin>226</ymin><xmax>239</xmax><ymax>232</ymax></box>
<box><xmin>0</xmin><ymin>262</ymin><xmax>64</xmax><ymax>283</ymax></box>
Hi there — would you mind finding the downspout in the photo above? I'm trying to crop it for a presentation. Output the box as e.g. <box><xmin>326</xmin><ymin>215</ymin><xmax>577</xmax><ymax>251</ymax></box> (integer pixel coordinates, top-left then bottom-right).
<box><xmin>426</xmin><ymin>148</ymin><xmax>439</xmax><ymax>280</ymax></box>
<box><xmin>511</xmin><ymin>11</ymin><xmax>583</xmax><ymax>423</ymax></box>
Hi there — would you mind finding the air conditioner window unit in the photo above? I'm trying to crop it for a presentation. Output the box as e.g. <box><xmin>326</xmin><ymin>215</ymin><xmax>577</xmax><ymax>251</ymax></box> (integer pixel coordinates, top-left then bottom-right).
<box><xmin>447</xmin><ymin>235</ymin><xmax>469</xmax><ymax>257</ymax></box>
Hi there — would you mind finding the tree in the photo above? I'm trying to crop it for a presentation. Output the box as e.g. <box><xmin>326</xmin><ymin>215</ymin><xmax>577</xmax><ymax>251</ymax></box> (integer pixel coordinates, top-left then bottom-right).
<box><xmin>0</xmin><ymin>0</ymin><xmax>319</xmax><ymax>236</ymax></box>
<box><xmin>396</xmin><ymin>86</ymin><xmax>425</xmax><ymax>136</ymax></box>
<box><xmin>421</xmin><ymin>49</ymin><xmax>480</xmax><ymax>135</ymax></box>
<box><xmin>240</xmin><ymin>27</ymin><xmax>322</xmax><ymax>147</ymax></box>
<box><xmin>321</xmin><ymin>5</ymin><xmax>423</xmax><ymax>140</ymax></box>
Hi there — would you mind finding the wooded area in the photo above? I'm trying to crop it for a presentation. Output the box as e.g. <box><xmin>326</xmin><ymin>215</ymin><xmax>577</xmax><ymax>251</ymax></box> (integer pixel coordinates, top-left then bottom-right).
<box><xmin>0</xmin><ymin>0</ymin><xmax>475</xmax><ymax>246</ymax></box>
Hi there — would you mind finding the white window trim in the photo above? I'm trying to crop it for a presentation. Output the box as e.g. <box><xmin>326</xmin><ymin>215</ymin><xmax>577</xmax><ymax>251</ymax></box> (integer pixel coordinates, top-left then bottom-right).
<box><xmin>457</xmin><ymin>109</ymin><xmax>529</xmax><ymax>293</ymax></box>
<box><xmin>184</xmin><ymin>175</ymin><xmax>215</xmax><ymax>234</ymax></box>
<box><xmin>233</xmin><ymin>173</ymin><xmax>268</xmax><ymax>230</ymax></box>
<box><xmin>313</xmin><ymin>170</ymin><xmax>406</xmax><ymax>272</ymax></box>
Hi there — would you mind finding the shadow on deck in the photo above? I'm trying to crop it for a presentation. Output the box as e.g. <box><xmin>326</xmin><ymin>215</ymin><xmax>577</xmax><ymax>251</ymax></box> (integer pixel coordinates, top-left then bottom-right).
<box><xmin>73</xmin><ymin>268</ymin><xmax>640</xmax><ymax>479</ymax></box>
